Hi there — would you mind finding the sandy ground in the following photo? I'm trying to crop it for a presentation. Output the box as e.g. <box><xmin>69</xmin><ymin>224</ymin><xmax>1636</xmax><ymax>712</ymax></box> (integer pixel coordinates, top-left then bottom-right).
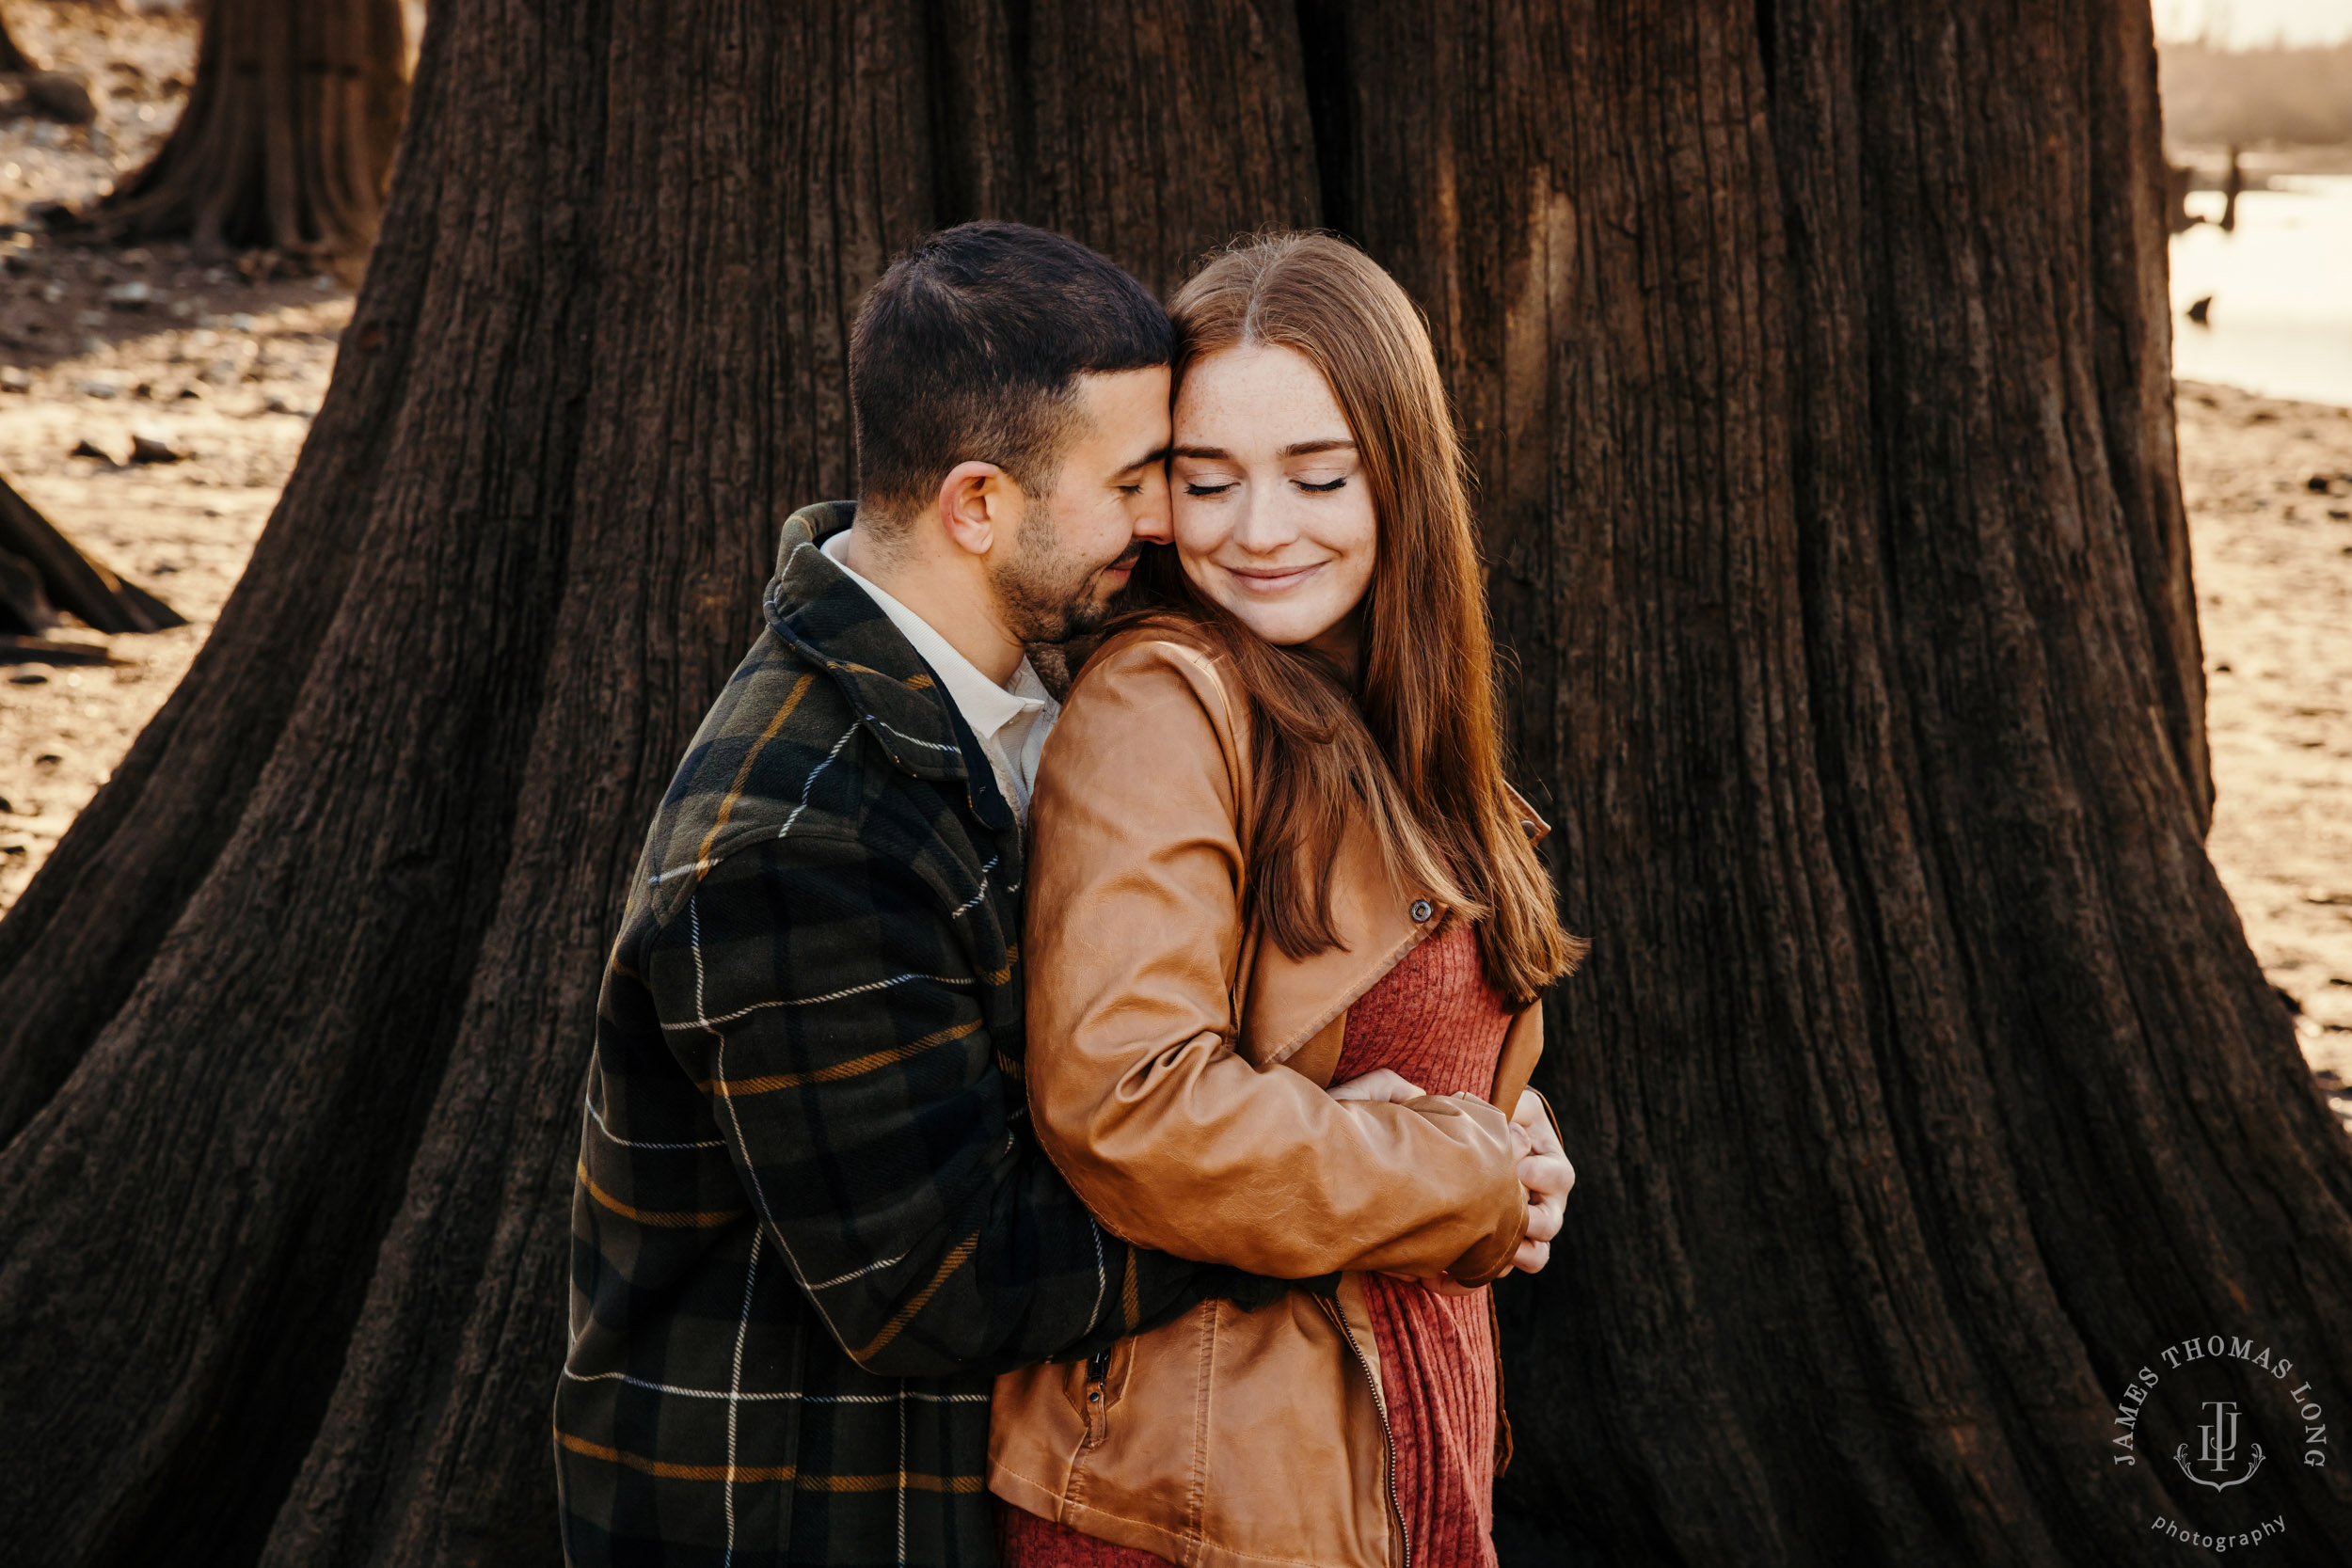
<box><xmin>2178</xmin><ymin>382</ymin><xmax>2352</xmax><ymax>1121</ymax></box>
<box><xmin>2</xmin><ymin>12</ymin><xmax>2347</xmax><ymax>1131</ymax></box>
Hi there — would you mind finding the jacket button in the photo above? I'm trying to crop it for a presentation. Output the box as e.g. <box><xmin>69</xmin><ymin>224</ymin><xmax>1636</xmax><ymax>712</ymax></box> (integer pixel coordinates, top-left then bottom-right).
<box><xmin>1409</xmin><ymin>898</ymin><xmax>1434</xmax><ymax>923</ymax></box>
<box><xmin>1520</xmin><ymin>818</ymin><xmax>1539</xmax><ymax>839</ymax></box>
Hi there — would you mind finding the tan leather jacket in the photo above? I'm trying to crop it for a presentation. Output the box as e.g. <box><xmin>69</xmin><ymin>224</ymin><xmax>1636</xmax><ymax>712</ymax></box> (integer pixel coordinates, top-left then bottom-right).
<box><xmin>991</xmin><ymin>628</ymin><xmax>1551</xmax><ymax>1568</ymax></box>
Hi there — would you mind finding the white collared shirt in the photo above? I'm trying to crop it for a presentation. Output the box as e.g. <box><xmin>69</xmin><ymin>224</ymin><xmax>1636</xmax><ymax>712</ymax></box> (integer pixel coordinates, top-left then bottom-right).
<box><xmin>821</xmin><ymin>530</ymin><xmax>1058</xmax><ymax>821</ymax></box>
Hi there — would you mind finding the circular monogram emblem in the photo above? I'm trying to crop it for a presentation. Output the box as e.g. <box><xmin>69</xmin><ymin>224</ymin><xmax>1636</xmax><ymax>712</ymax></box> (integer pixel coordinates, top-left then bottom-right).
<box><xmin>2111</xmin><ymin>1334</ymin><xmax>2328</xmax><ymax>1552</ymax></box>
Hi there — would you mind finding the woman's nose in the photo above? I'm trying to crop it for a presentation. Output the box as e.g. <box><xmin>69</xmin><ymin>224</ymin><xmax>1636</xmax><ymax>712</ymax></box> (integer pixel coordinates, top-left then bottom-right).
<box><xmin>1229</xmin><ymin>486</ymin><xmax>1298</xmax><ymax>554</ymax></box>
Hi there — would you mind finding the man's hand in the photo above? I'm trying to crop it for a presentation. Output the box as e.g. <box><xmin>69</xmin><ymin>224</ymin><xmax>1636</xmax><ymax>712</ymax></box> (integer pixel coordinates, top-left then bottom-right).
<box><xmin>1327</xmin><ymin>1068</ymin><xmax>1427</xmax><ymax>1103</ymax></box>
<box><xmin>1511</xmin><ymin>1088</ymin><xmax>1572</xmax><ymax>1275</ymax></box>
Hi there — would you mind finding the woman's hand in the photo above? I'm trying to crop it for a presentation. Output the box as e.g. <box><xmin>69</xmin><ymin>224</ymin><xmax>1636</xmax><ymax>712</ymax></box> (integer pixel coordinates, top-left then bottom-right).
<box><xmin>1510</xmin><ymin>1088</ymin><xmax>1572</xmax><ymax>1275</ymax></box>
<box><xmin>1334</xmin><ymin>1072</ymin><xmax>1564</xmax><ymax>1289</ymax></box>
<box><xmin>1327</xmin><ymin>1068</ymin><xmax>1428</xmax><ymax>1103</ymax></box>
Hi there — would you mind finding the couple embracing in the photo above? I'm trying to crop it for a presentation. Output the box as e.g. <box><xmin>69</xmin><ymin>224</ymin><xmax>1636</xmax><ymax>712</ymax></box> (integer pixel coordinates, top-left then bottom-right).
<box><xmin>557</xmin><ymin>220</ymin><xmax>1585</xmax><ymax>1568</ymax></box>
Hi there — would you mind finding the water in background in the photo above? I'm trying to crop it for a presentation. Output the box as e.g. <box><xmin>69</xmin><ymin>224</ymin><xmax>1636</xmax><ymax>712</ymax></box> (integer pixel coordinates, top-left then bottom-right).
<box><xmin>2170</xmin><ymin>175</ymin><xmax>2352</xmax><ymax>406</ymax></box>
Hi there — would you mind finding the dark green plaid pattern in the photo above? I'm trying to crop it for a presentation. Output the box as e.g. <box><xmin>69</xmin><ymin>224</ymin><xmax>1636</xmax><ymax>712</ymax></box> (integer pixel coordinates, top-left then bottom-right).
<box><xmin>556</xmin><ymin>501</ymin><xmax>1228</xmax><ymax>1567</ymax></box>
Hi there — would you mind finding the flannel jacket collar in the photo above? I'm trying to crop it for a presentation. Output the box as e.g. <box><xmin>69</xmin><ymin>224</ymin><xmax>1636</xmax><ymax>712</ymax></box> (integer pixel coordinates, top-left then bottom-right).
<box><xmin>763</xmin><ymin>499</ymin><xmax>1017</xmax><ymax>832</ymax></box>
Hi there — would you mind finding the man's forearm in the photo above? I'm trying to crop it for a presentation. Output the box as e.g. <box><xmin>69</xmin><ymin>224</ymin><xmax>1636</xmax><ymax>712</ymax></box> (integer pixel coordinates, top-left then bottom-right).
<box><xmin>651</xmin><ymin>836</ymin><xmax>1223</xmax><ymax>1378</ymax></box>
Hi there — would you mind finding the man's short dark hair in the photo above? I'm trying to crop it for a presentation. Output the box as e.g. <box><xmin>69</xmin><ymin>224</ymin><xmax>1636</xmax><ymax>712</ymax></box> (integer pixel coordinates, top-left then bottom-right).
<box><xmin>849</xmin><ymin>222</ymin><xmax>1172</xmax><ymax>523</ymax></box>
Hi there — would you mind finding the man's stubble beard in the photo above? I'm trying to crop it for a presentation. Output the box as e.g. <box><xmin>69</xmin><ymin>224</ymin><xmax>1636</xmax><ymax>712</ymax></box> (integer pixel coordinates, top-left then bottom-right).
<box><xmin>988</xmin><ymin>499</ymin><xmax>1139</xmax><ymax>645</ymax></box>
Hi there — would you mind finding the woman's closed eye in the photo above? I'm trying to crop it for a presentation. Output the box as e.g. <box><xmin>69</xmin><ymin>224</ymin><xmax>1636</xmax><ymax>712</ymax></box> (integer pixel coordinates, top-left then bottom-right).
<box><xmin>1293</xmin><ymin>475</ymin><xmax>1347</xmax><ymax>493</ymax></box>
<box><xmin>1184</xmin><ymin>480</ymin><xmax>1237</xmax><ymax>497</ymax></box>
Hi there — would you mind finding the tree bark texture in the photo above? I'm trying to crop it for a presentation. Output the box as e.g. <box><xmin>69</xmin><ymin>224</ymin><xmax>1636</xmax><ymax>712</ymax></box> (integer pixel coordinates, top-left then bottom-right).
<box><xmin>88</xmin><ymin>0</ymin><xmax>407</xmax><ymax>256</ymax></box>
<box><xmin>1</xmin><ymin>2</ymin><xmax>2346</xmax><ymax>1565</ymax></box>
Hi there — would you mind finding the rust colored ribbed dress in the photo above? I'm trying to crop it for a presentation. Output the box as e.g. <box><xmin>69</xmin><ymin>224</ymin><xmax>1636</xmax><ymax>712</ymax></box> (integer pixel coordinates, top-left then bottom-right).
<box><xmin>996</xmin><ymin>922</ymin><xmax>1512</xmax><ymax>1568</ymax></box>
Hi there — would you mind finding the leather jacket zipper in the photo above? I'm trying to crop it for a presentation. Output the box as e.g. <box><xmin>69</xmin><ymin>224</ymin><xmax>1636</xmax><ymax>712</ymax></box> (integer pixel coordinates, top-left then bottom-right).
<box><xmin>1318</xmin><ymin>1293</ymin><xmax>1410</xmax><ymax>1568</ymax></box>
<box><xmin>1082</xmin><ymin>1347</ymin><xmax>1110</xmax><ymax>1448</ymax></box>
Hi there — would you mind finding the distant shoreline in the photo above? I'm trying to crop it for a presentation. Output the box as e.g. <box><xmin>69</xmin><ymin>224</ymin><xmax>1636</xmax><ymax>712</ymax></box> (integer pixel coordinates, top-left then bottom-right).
<box><xmin>2160</xmin><ymin>38</ymin><xmax>2352</xmax><ymax>150</ymax></box>
<box><xmin>2168</xmin><ymin>142</ymin><xmax>2352</xmax><ymax>182</ymax></box>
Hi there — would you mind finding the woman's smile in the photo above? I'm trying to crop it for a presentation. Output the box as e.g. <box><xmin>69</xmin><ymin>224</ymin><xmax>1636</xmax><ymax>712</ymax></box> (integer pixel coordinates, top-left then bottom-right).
<box><xmin>1220</xmin><ymin>561</ymin><xmax>1327</xmax><ymax>593</ymax></box>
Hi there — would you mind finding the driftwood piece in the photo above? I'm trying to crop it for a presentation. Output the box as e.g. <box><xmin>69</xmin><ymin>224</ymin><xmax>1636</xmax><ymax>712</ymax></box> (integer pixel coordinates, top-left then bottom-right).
<box><xmin>0</xmin><ymin>475</ymin><xmax>183</xmax><ymax>636</ymax></box>
<box><xmin>1</xmin><ymin>634</ymin><xmax>119</xmax><ymax>666</ymax></box>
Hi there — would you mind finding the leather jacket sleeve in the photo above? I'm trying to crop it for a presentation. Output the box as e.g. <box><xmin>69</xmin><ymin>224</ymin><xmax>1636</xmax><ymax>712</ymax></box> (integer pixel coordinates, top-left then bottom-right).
<box><xmin>1020</xmin><ymin>636</ymin><xmax>1529</xmax><ymax>1284</ymax></box>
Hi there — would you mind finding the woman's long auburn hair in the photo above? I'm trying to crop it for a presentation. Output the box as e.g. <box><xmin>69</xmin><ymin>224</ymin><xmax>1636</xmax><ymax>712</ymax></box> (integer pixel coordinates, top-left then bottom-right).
<box><xmin>1119</xmin><ymin>231</ymin><xmax>1586</xmax><ymax>1005</ymax></box>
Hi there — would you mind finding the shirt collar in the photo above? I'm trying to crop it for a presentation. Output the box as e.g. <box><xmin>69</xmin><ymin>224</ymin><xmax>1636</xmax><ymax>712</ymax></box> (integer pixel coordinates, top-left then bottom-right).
<box><xmin>819</xmin><ymin>530</ymin><xmax>1048</xmax><ymax>749</ymax></box>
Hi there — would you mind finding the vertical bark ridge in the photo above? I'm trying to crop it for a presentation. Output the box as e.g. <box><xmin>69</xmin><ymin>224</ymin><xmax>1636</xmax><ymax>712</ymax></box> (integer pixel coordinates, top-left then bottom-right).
<box><xmin>2084</xmin><ymin>0</ymin><xmax>2211</xmax><ymax>832</ymax></box>
<box><xmin>1764</xmin><ymin>2</ymin><xmax>2150</xmax><ymax>1559</ymax></box>
<box><xmin>1013</xmin><ymin>0</ymin><xmax>1319</xmax><ymax>294</ymax></box>
<box><xmin>923</xmin><ymin>0</ymin><xmax>1024</xmax><ymax>225</ymax></box>
<box><xmin>1293</xmin><ymin>0</ymin><xmax>1358</xmax><ymax>242</ymax></box>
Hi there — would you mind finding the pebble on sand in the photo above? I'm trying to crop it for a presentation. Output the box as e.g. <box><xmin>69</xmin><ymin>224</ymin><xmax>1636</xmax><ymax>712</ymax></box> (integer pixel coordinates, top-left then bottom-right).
<box><xmin>128</xmin><ymin>427</ymin><xmax>183</xmax><ymax>464</ymax></box>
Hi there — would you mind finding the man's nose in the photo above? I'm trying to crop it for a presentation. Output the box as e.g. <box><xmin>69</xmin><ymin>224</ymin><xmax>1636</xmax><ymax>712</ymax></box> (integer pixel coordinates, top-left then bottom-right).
<box><xmin>1132</xmin><ymin>493</ymin><xmax>1173</xmax><ymax>545</ymax></box>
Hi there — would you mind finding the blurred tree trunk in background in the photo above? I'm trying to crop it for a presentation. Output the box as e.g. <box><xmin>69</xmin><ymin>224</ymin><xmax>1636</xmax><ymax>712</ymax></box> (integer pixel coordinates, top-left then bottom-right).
<box><xmin>0</xmin><ymin>2</ymin><xmax>2346</xmax><ymax>1565</ymax></box>
<box><xmin>89</xmin><ymin>0</ymin><xmax>408</xmax><ymax>256</ymax></box>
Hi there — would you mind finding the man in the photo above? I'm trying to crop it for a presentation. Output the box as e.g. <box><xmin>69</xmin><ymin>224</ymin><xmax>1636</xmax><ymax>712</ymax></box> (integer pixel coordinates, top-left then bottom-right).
<box><xmin>556</xmin><ymin>221</ymin><xmax>1567</xmax><ymax>1567</ymax></box>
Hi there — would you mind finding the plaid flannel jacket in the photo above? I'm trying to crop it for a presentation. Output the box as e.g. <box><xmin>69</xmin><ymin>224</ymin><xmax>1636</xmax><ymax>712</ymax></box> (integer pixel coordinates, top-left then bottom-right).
<box><xmin>556</xmin><ymin>501</ymin><xmax>1231</xmax><ymax>1567</ymax></box>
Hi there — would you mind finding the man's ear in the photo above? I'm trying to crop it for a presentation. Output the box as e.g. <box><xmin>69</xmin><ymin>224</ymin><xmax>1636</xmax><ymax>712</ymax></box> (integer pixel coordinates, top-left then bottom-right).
<box><xmin>936</xmin><ymin>461</ymin><xmax>1020</xmax><ymax>558</ymax></box>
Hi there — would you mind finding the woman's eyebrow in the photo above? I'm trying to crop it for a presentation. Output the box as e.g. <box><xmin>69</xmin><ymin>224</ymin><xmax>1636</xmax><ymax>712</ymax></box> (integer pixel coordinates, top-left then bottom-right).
<box><xmin>1170</xmin><ymin>438</ymin><xmax>1356</xmax><ymax>461</ymax></box>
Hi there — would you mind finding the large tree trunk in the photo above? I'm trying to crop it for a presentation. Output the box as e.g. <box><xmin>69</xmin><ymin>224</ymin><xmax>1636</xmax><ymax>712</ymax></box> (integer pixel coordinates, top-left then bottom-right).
<box><xmin>2</xmin><ymin>2</ymin><xmax>2346</xmax><ymax>1565</ymax></box>
<box><xmin>87</xmin><ymin>0</ymin><xmax>408</xmax><ymax>256</ymax></box>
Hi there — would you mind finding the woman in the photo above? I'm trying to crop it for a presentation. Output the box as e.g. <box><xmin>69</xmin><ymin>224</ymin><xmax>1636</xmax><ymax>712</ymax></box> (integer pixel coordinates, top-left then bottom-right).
<box><xmin>991</xmin><ymin>232</ymin><xmax>1586</xmax><ymax>1568</ymax></box>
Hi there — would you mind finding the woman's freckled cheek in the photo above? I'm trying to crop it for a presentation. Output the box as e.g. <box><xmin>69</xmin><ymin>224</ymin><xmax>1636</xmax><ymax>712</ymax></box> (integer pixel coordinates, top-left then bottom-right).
<box><xmin>1170</xmin><ymin>497</ymin><xmax>1221</xmax><ymax>556</ymax></box>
